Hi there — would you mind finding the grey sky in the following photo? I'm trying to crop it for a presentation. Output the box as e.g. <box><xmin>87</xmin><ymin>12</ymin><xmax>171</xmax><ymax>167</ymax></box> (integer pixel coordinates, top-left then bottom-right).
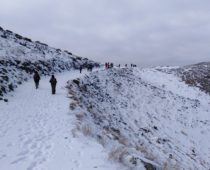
<box><xmin>1</xmin><ymin>0</ymin><xmax>210</xmax><ymax>66</ymax></box>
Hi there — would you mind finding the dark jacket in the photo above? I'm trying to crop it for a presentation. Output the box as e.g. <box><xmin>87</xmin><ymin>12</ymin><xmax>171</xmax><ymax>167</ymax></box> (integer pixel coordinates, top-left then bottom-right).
<box><xmin>33</xmin><ymin>72</ymin><xmax>40</xmax><ymax>82</ymax></box>
<box><xmin>49</xmin><ymin>76</ymin><xmax>57</xmax><ymax>86</ymax></box>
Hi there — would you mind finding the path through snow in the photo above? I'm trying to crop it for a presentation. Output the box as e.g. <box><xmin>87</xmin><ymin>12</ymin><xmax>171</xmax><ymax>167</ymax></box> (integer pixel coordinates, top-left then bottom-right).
<box><xmin>0</xmin><ymin>70</ymin><xmax>120</xmax><ymax>170</ymax></box>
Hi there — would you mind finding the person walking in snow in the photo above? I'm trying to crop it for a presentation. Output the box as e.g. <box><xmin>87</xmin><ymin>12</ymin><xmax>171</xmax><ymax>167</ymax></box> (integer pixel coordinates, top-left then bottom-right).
<box><xmin>49</xmin><ymin>75</ymin><xmax>57</xmax><ymax>94</ymax></box>
<box><xmin>33</xmin><ymin>71</ymin><xmax>40</xmax><ymax>89</ymax></box>
<box><xmin>87</xmin><ymin>64</ymin><xmax>93</xmax><ymax>72</ymax></box>
<box><xmin>79</xmin><ymin>65</ymin><xmax>83</xmax><ymax>73</ymax></box>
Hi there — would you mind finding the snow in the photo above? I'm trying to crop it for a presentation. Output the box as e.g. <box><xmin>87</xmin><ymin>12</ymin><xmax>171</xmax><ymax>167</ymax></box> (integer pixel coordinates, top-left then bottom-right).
<box><xmin>67</xmin><ymin>67</ymin><xmax>210</xmax><ymax>169</ymax></box>
<box><xmin>137</xmin><ymin>68</ymin><xmax>209</xmax><ymax>102</ymax></box>
<box><xmin>0</xmin><ymin>70</ymin><xmax>122</xmax><ymax>170</ymax></box>
<box><xmin>1</xmin><ymin>58</ymin><xmax>210</xmax><ymax>169</ymax></box>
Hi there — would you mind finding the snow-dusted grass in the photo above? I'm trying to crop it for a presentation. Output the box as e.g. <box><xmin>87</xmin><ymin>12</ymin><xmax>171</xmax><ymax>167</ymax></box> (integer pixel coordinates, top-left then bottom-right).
<box><xmin>67</xmin><ymin>67</ymin><xmax>210</xmax><ymax>169</ymax></box>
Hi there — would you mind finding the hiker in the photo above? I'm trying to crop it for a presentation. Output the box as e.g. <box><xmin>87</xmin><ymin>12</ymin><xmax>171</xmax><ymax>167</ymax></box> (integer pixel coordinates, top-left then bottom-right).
<box><xmin>88</xmin><ymin>64</ymin><xmax>93</xmax><ymax>72</ymax></box>
<box><xmin>105</xmin><ymin>63</ymin><xmax>108</xmax><ymax>69</ymax></box>
<box><xmin>107</xmin><ymin>62</ymin><xmax>110</xmax><ymax>69</ymax></box>
<box><xmin>49</xmin><ymin>75</ymin><xmax>57</xmax><ymax>94</ymax></box>
<box><xmin>33</xmin><ymin>71</ymin><xmax>40</xmax><ymax>89</ymax></box>
<box><xmin>79</xmin><ymin>65</ymin><xmax>82</xmax><ymax>73</ymax></box>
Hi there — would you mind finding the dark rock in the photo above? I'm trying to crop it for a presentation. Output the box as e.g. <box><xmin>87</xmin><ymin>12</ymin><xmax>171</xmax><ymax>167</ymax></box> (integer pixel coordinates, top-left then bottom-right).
<box><xmin>111</xmin><ymin>127</ymin><xmax>120</xmax><ymax>133</ymax></box>
<box><xmin>1</xmin><ymin>34</ymin><xmax>7</xmax><ymax>38</ymax></box>
<box><xmin>8</xmin><ymin>83</ymin><xmax>14</xmax><ymax>91</ymax></box>
<box><xmin>140</xmin><ymin>128</ymin><xmax>151</xmax><ymax>133</ymax></box>
<box><xmin>73</xmin><ymin>79</ymin><xmax>80</xmax><ymax>86</ymax></box>
<box><xmin>156</xmin><ymin>138</ymin><xmax>170</xmax><ymax>144</ymax></box>
<box><xmin>64</xmin><ymin>50</ymin><xmax>72</xmax><ymax>55</ymax></box>
<box><xmin>6</xmin><ymin>30</ymin><xmax>13</xmax><ymax>34</ymax></box>
<box><xmin>15</xmin><ymin>34</ymin><xmax>23</xmax><ymax>39</ymax></box>
<box><xmin>144</xmin><ymin>162</ymin><xmax>156</xmax><ymax>170</ymax></box>
<box><xmin>19</xmin><ymin>42</ymin><xmax>26</xmax><ymax>46</ymax></box>
<box><xmin>56</xmin><ymin>49</ymin><xmax>61</xmax><ymax>52</ymax></box>
<box><xmin>2</xmin><ymin>75</ymin><xmax>9</xmax><ymax>81</ymax></box>
<box><xmin>153</xmin><ymin>126</ymin><xmax>158</xmax><ymax>130</ymax></box>
<box><xmin>1</xmin><ymin>86</ymin><xmax>6</xmax><ymax>93</ymax></box>
<box><xmin>23</xmin><ymin>37</ymin><xmax>32</xmax><ymax>42</ymax></box>
<box><xmin>4</xmin><ymin>99</ymin><xmax>8</xmax><ymax>102</ymax></box>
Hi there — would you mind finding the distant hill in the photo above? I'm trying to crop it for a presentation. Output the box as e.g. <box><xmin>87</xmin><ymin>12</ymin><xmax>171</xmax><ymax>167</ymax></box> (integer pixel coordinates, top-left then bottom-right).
<box><xmin>0</xmin><ymin>26</ymin><xmax>98</xmax><ymax>100</ymax></box>
<box><xmin>176</xmin><ymin>62</ymin><xmax>210</xmax><ymax>94</ymax></box>
<box><xmin>155</xmin><ymin>62</ymin><xmax>210</xmax><ymax>94</ymax></box>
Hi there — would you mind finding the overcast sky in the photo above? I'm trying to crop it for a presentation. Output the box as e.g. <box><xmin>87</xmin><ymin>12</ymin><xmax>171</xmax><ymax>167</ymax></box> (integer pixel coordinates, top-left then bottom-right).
<box><xmin>1</xmin><ymin>0</ymin><xmax>210</xmax><ymax>66</ymax></box>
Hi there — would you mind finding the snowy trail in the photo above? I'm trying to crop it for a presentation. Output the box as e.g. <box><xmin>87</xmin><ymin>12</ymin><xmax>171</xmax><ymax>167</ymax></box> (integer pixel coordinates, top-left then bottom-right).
<box><xmin>0</xmin><ymin>70</ymin><xmax>120</xmax><ymax>170</ymax></box>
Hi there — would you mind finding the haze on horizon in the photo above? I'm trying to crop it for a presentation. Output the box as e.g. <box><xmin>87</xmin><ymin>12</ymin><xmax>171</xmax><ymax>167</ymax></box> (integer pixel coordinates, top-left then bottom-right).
<box><xmin>0</xmin><ymin>0</ymin><xmax>210</xmax><ymax>67</ymax></box>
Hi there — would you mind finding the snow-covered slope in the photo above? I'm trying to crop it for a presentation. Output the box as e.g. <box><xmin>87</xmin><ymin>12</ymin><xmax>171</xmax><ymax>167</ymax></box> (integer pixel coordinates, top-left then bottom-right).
<box><xmin>0</xmin><ymin>26</ymin><xmax>98</xmax><ymax>100</ymax></box>
<box><xmin>154</xmin><ymin>62</ymin><xmax>210</xmax><ymax>94</ymax></box>
<box><xmin>176</xmin><ymin>62</ymin><xmax>210</xmax><ymax>94</ymax></box>
<box><xmin>67</xmin><ymin>67</ymin><xmax>210</xmax><ymax>170</ymax></box>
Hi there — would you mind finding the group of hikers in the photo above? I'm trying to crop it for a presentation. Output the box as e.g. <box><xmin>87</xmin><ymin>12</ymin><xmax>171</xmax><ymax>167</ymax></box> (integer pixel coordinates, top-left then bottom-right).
<box><xmin>80</xmin><ymin>62</ymin><xmax>137</xmax><ymax>73</ymax></box>
<box><xmin>130</xmin><ymin>64</ymin><xmax>137</xmax><ymax>67</ymax></box>
<box><xmin>33</xmin><ymin>64</ymin><xmax>94</xmax><ymax>94</ymax></box>
<box><xmin>105</xmin><ymin>62</ymin><xmax>114</xmax><ymax>69</ymax></box>
<box><xmin>33</xmin><ymin>62</ymin><xmax>136</xmax><ymax>93</ymax></box>
<box><xmin>33</xmin><ymin>71</ymin><xmax>57</xmax><ymax>94</ymax></box>
<box><xmin>79</xmin><ymin>64</ymin><xmax>94</xmax><ymax>73</ymax></box>
<box><xmin>105</xmin><ymin>63</ymin><xmax>137</xmax><ymax>69</ymax></box>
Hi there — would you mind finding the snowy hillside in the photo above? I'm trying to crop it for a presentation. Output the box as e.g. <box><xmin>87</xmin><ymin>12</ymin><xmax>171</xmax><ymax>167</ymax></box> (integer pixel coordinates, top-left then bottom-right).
<box><xmin>0</xmin><ymin>26</ymin><xmax>98</xmax><ymax>100</ymax></box>
<box><xmin>155</xmin><ymin>62</ymin><xmax>210</xmax><ymax>95</ymax></box>
<box><xmin>176</xmin><ymin>62</ymin><xmax>210</xmax><ymax>94</ymax></box>
<box><xmin>1</xmin><ymin>26</ymin><xmax>210</xmax><ymax>170</ymax></box>
<box><xmin>67</xmin><ymin>67</ymin><xmax>210</xmax><ymax>169</ymax></box>
<box><xmin>0</xmin><ymin>70</ymin><xmax>123</xmax><ymax>170</ymax></box>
